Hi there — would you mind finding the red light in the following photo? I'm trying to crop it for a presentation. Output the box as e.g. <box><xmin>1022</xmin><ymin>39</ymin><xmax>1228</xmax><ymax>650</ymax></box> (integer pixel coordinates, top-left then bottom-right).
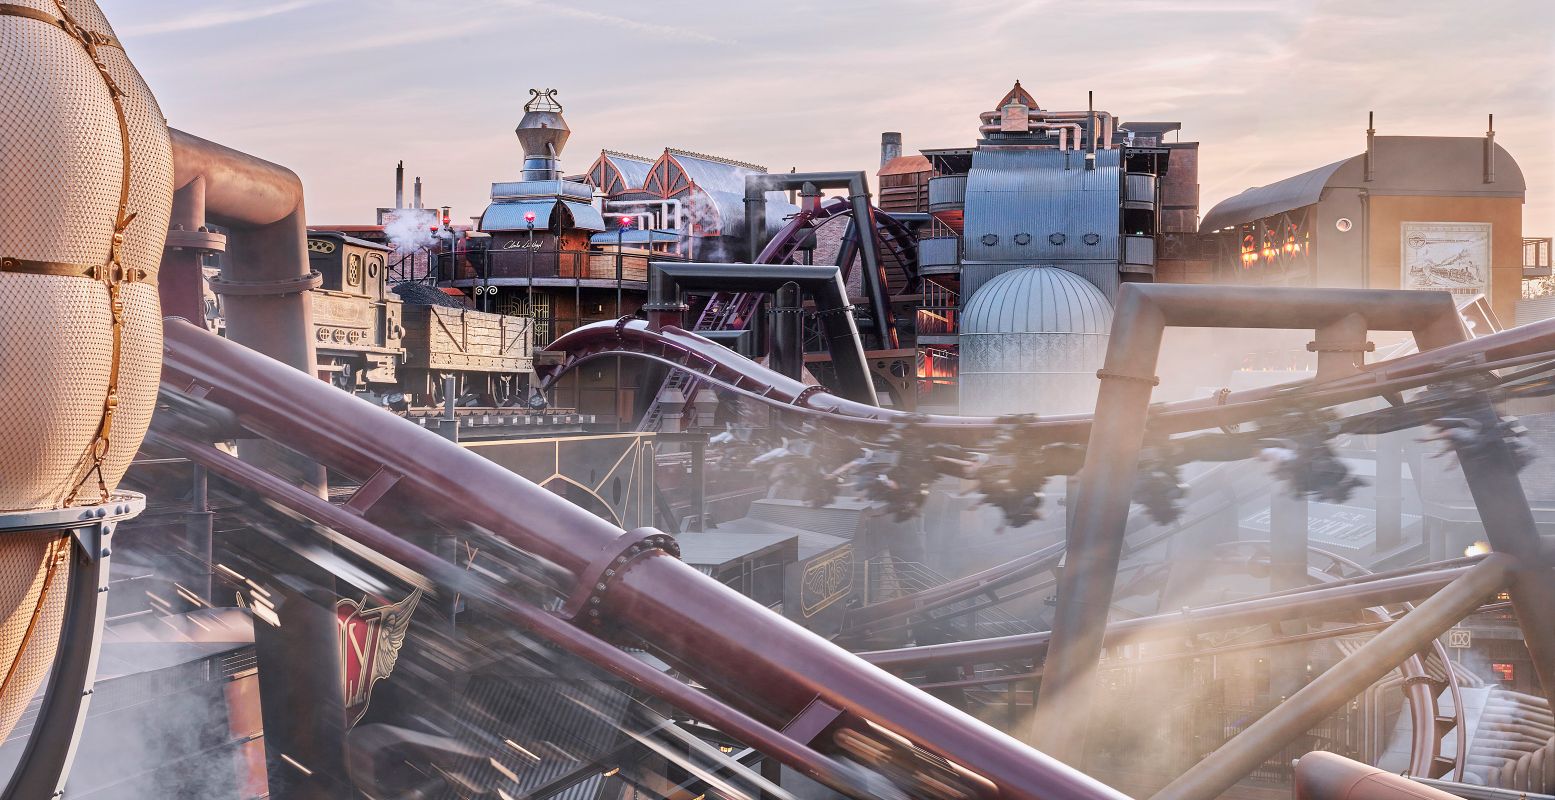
<box><xmin>618</xmin><ymin>216</ymin><xmax>633</xmax><ymax>229</ymax></box>
<box><xmin>442</xmin><ymin>215</ymin><xmax>451</xmax><ymax>226</ymax></box>
<box><xmin>523</xmin><ymin>211</ymin><xmax>536</xmax><ymax>222</ymax></box>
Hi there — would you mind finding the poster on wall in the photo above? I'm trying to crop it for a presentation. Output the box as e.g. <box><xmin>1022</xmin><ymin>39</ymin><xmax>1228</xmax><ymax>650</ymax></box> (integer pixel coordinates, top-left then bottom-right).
<box><xmin>1401</xmin><ymin>221</ymin><xmax>1491</xmax><ymax>295</ymax></box>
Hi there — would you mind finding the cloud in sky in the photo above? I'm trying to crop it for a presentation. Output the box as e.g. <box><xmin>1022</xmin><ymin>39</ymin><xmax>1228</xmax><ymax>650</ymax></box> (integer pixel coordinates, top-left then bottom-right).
<box><xmin>118</xmin><ymin>0</ymin><xmax>324</xmax><ymax>37</ymax></box>
<box><xmin>100</xmin><ymin>0</ymin><xmax>1552</xmax><ymax>233</ymax></box>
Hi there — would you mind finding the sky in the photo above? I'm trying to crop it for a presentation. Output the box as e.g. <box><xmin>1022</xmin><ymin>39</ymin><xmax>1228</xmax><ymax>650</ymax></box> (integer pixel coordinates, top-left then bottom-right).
<box><xmin>100</xmin><ymin>0</ymin><xmax>1554</xmax><ymax>232</ymax></box>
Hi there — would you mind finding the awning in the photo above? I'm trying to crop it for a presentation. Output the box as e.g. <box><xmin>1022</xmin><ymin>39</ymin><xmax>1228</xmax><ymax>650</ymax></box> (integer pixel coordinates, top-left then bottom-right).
<box><xmin>479</xmin><ymin>200</ymin><xmax>557</xmax><ymax>232</ymax></box>
<box><xmin>480</xmin><ymin>199</ymin><xmax>607</xmax><ymax>233</ymax></box>
<box><xmin>589</xmin><ymin>229</ymin><xmax>681</xmax><ymax>245</ymax></box>
<box><xmin>559</xmin><ymin>199</ymin><xmax>606</xmax><ymax>232</ymax></box>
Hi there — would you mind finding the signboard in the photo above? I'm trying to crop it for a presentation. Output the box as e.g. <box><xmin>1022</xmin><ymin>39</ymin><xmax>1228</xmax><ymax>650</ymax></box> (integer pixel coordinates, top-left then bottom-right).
<box><xmin>1401</xmin><ymin>222</ymin><xmax>1491</xmax><ymax>296</ymax></box>
<box><xmin>1447</xmin><ymin>627</ymin><xmax>1472</xmax><ymax>649</ymax></box>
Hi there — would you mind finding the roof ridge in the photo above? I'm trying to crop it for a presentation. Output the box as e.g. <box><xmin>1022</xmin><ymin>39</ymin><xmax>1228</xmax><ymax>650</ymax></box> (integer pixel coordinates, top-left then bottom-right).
<box><xmin>602</xmin><ymin>148</ymin><xmax>656</xmax><ymax>163</ymax></box>
<box><xmin>665</xmin><ymin>147</ymin><xmax>767</xmax><ymax>172</ymax></box>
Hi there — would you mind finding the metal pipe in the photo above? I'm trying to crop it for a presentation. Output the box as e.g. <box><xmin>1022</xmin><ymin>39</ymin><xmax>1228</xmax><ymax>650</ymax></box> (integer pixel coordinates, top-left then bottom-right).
<box><xmin>159</xmin><ymin>320</ymin><xmax>1122</xmax><ymax>800</ymax></box>
<box><xmin>1149</xmin><ymin>555</ymin><xmax>1510</xmax><ymax>800</ymax></box>
<box><xmin>860</xmin><ymin>562</ymin><xmax>1476</xmax><ymax>671</ymax></box>
<box><xmin>742</xmin><ymin>171</ymin><xmax>896</xmax><ymax>349</ymax></box>
<box><xmin>770</xmin><ymin>282</ymin><xmax>803</xmax><ymax>381</ymax></box>
<box><xmin>395</xmin><ymin>160</ymin><xmax>404</xmax><ymax>209</ymax></box>
<box><xmin>1295</xmin><ymin>751</ymin><xmax>1466</xmax><ymax>800</ymax></box>
<box><xmin>1030</xmin><ymin>284</ymin><xmax>1464</xmax><ymax>764</ymax></box>
<box><xmin>168</xmin><ymin>128</ymin><xmax>318</xmax><ymax>377</ymax></box>
<box><xmin>148</xmin><ymin>430</ymin><xmax>877</xmax><ymax>800</ymax></box>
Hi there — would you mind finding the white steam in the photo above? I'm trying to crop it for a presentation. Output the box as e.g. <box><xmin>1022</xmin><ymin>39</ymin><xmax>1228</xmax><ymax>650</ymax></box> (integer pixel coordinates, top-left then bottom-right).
<box><xmin>383</xmin><ymin>208</ymin><xmax>440</xmax><ymax>254</ymax></box>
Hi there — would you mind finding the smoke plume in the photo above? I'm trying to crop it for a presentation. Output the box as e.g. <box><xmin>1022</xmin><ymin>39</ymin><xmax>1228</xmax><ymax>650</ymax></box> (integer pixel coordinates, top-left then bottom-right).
<box><xmin>383</xmin><ymin>208</ymin><xmax>440</xmax><ymax>254</ymax></box>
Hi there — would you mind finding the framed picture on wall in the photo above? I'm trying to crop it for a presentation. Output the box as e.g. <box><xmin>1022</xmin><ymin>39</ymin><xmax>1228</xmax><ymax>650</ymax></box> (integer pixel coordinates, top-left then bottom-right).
<box><xmin>1401</xmin><ymin>221</ymin><xmax>1491</xmax><ymax>295</ymax></box>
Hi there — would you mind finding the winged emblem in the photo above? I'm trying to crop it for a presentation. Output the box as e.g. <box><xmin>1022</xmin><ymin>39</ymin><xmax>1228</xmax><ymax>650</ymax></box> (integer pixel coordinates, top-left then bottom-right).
<box><xmin>337</xmin><ymin>588</ymin><xmax>423</xmax><ymax>726</ymax></box>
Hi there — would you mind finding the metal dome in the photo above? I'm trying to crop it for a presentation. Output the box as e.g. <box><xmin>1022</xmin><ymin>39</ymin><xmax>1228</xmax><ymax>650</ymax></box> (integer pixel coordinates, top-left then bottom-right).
<box><xmin>959</xmin><ymin>267</ymin><xmax>1113</xmax><ymax>416</ymax></box>
<box><xmin>961</xmin><ymin>266</ymin><xmax>1113</xmax><ymax>336</ymax></box>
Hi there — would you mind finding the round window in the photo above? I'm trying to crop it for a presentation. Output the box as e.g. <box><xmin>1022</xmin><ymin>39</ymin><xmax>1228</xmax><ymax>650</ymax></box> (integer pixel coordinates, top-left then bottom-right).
<box><xmin>1335</xmin><ymin>218</ymin><xmax>1353</xmax><ymax>232</ymax></box>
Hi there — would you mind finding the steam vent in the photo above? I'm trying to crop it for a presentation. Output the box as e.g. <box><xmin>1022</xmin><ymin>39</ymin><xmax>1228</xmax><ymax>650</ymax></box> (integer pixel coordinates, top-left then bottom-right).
<box><xmin>2</xmin><ymin>4</ymin><xmax>1555</xmax><ymax>800</ymax></box>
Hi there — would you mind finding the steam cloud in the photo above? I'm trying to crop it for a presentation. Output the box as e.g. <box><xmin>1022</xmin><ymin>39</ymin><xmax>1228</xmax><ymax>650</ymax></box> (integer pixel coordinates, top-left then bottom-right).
<box><xmin>383</xmin><ymin>208</ymin><xmax>440</xmax><ymax>254</ymax></box>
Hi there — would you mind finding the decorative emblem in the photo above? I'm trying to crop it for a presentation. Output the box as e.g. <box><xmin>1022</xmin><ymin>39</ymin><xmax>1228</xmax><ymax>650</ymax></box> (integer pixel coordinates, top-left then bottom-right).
<box><xmin>307</xmin><ymin>238</ymin><xmax>337</xmax><ymax>254</ymax></box>
<box><xmin>1013</xmin><ymin>233</ymin><xmax>1031</xmax><ymax>245</ymax></box>
<box><xmin>800</xmin><ymin>546</ymin><xmax>854</xmax><ymax>618</ymax></box>
<box><xmin>1048</xmin><ymin>232</ymin><xmax>1067</xmax><ymax>245</ymax></box>
<box><xmin>337</xmin><ymin>588</ymin><xmax>423</xmax><ymax>726</ymax></box>
<box><xmin>346</xmin><ymin>254</ymin><xmax>362</xmax><ymax>286</ymax></box>
<box><xmin>1083</xmin><ymin>232</ymin><xmax>1101</xmax><ymax>246</ymax></box>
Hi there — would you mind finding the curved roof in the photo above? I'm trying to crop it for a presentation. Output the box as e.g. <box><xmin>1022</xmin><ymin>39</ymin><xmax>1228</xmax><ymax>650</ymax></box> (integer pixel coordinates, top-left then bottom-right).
<box><xmin>480</xmin><ymin>199</ymin><xmax>605</xmax><ymax>233</ymax></box>
<box><xmin>1200</xmin><ymin>158</ymin><xmax>1349</xmax><ymax>232</ymax></box>
<box><xmin>1201</xmin><ymin>137</ymin><xmax>1527</xmax><ymax>232</ymax></box>
<box><xmin>961</xmin><ymin>267</ymin><xmax>1112</xmax><ymax>335</ymax></box>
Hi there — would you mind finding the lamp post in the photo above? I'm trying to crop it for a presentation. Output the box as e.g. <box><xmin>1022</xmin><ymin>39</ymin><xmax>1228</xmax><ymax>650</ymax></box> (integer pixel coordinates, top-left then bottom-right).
<box><xmin>525</xmin><ymin>211</ymin><xmax>536</xmax><ymax>332</ymax></box>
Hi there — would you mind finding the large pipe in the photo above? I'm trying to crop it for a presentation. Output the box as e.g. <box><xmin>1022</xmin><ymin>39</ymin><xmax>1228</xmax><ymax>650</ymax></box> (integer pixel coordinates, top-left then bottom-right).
<box><xmin>645</xmin><ymin>262</ymin><xmax>878</xmax><ymax>405</ymax></box>
<box><xmin>1294</xmin><ymin>752</ymin><xmax>1467</xmax><ymax>800</ymax></box>
<box><xmin>770</xmin><ymin>281</ymin><xmax>803</xmax><ymax>381</ymax></box>
<box><xmin>159</xmin><ymin>319</ymin><xmax>1124</xmax><ymax>800</ymax></box>
<box><xmin>1030</xmin><ymin>284</ymin><xmax>1465</xmax><ymax>765</ymax></box>
<box><xmin>860</xmin><ymin>561</ymin><xmax>1478</xmax><ymax>671</ymax></box>
<box><xmin>743</xmin><ymin>172</ymin><xmax>896</xmax><ymax>349</ymax></box>
<box><xmin>168</xmin><ymin>128</ymin><xmax>318</xmax><ymax>377</ymax></box>
<box><xmin>148</xmin><ymin>429</ymin><xmax>877</xmax><ymax>800</ymax></box>
<box><xmin>1148</xmin><ymin>555</ymin><xmax>1511</xmax><ymax>800</ymax></box>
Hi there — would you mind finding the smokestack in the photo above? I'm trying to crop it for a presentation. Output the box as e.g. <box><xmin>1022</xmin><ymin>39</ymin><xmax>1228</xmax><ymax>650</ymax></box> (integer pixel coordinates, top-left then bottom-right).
<box><xmin>880</xmin><ymin>132</ymin><xmax>902</xmax><ymax>170</ymax></box>
<box><xmin>414</xmin><ymin>177</ymin><xmax>422</xmax><ymax>210</ymax></box>
<box><xmin>395</xmin><ymin>160</ymin><xmax>404</xmax><ymax>209</ymax></box>
<box><xmin>1484</xmin><ymin>113</ymin><xmax>1496</xmax><ymax>184</ymax></box>
<box><xmin>1085</xmin><ymin>91</ymin><xmax>1096</xmax><ymax>170</ymax></box>
<box><xmin>1364</xmin><ymin>112</ymin><xmax>1375</xmax><ymax>182</ymax></box>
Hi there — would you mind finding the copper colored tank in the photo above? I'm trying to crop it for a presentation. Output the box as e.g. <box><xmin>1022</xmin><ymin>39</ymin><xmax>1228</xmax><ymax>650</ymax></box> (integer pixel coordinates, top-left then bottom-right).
<box><xmin>0</xmin><ymin>0</ymin><xmax>171</xmax><ymax>740</ymax></box>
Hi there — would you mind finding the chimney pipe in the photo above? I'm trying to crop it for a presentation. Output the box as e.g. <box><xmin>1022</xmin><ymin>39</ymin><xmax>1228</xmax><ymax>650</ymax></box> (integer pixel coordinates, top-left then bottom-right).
<box><xmin>1085</xmin><ymin>91</ymin><xmax>1097</xmax><ymax>170</ymax></box>
<box><xmin>1484</xmin><ymin>113</ymin><xmax>1496</xmax><ymax>184</ymax></box>
<box><xmin>395</xmin><ymin>160</ymin><xmax>404</xmax><ymax>209</ymax></box>
<box><xmin>880</xmin><ymin>132</ymin><xmax>902</xmax><ymax>170</ymax></box>
<box><xmin>1364</xmin><ymin>112</ymin><xmax>1376</xmax><ymax>182</ymax></box>
<box><xmin>414</xmin><ymin>176</ymin><xmax>423</xmax><ymax>210</ymax></box>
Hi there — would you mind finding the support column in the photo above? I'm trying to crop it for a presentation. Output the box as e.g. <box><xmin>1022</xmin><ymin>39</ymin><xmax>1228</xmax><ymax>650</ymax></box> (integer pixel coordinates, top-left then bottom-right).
<box><xmin>770</xmin><ymin>281</ymin><xmax>803</xmax><ymax>381</ymax></box>
<box><xmin>1149</xmin><ymin>555</ymin><xmax>1510</xmax><ymax>800</ymax></box>
<box><xmin>1375</xmin><ymin>430</ymin><xmax>1403</xmax><ymax>553</ymax></box>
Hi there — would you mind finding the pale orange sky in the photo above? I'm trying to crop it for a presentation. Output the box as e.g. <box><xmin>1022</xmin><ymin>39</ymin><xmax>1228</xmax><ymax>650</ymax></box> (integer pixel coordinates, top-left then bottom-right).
<box><xmin>102</xmin><ymin>0</ymin><xmax>1553</xmax><ymax>234</ymax></box>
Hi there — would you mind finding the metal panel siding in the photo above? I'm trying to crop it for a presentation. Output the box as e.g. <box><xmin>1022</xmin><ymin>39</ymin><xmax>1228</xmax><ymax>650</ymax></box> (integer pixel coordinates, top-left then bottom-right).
<box><xmin>962</xmin><ymin>148</ymin><xmax>1122</xmax><ymax>265</ymax></box>
<box><xmin>559</xmin><ymin>199</ymin><xmax>606</xmax><ymax>232</ymax></box>
<box><xmin>961</xmin><ymin>267</ymin><xmax>1113</xmax><ymax>336</ymax></box>
<box><xmin>607</xmin><ymin>154</ymin><xmax>653</xmax><ymax>190</ymax></box>
<box><xmin>480</xmin><ymin>200</ymin><xmax>557</xmax><ymax>232</ymax></box>
<box><xmin>491</xmin><ymin>180</ymin><xmax>595</xmax><ymax>202</ymax></box>
<box><xmin>928</xmin><ymin>174</ymin><xmax>967</xmax><ymax>212</ymax></box>
<box><xmin>1199</xmin><ymin>157</ymin><xmax>1350</xmax><ymax>230</ymax></box>
<box><xmin>918</xmin><ymin>236</ymin><xmax>960</xmax><ymax>268</ymax></box>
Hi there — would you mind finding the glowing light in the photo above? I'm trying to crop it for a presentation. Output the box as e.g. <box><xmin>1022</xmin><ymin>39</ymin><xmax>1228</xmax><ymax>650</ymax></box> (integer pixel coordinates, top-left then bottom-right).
<box><xmin>1464</xmin><ymin>541</ymin><xmax>1492</xmax><ymax>557</ymax></box>
<box><xmin>618</xmin><ymin>215</ymin><xmax>634</xmax><ymax>229</ymax></box>
<box><xmin>523</xmin><ymin>211</ymin><xmax>536</xmax><ymax>222</ymax></box>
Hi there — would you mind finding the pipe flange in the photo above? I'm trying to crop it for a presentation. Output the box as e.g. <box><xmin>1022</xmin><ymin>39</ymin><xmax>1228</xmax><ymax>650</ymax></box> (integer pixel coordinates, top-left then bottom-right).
<box><xmin>207</xmin><ymin>271</ymin><xmax>323</xmax><ymax>296</ymax></box>
<box><xmin>562</xmin><ymin>527</ymin><xmax>681</xmax><ymax>623</ymax></box>
<box><xmin>163</xmin><ymin>228</ymin><xmax>227</xmax><ymax>253</ymax></box>
<box><xmin>613</xmin><ymin>316</ymin><xmax>636</xmax><ymax>339</ymax></box>
<box><xmin>1306</xmin><ymin>341</ymin><xmax>1376</xmax><ymax>353</ymax></box>
<box><xmin>794</xmin><ymin>385</ymin><xmax>827</xmax><ymax>406</ymax></box>
<box><xmin>1096</xmin><ymin>368</ymin><xmax>1160</xmax><ymax>387</ymax></box>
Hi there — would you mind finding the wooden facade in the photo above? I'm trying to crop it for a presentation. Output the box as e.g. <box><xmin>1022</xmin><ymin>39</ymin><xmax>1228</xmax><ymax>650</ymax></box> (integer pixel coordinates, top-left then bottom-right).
<box><xmin>401</xmin><ymin>305</ymin><xmax>533</xmax><ymax>374</ymax></box>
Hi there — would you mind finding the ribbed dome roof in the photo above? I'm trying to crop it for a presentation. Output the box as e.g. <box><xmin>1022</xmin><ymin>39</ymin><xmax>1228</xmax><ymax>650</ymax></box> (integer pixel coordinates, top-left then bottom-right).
<box><xmin>961</xmin><ymin>267</ymin><xmax>1112</xmax><ymax>335</ymax></box>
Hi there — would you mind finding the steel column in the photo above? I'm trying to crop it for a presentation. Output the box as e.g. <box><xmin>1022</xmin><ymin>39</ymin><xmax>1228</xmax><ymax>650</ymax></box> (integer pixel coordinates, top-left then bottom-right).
<box><xmin>769</xmin><ymin>281</ymin><xmax>803</xmax><ymax>381</ymax></box>
<box><xmin>1029</xmin><ymin>285</ymin><xmax>1465</xmax><ymax>765</ymax></box>
<box><xmin>1148</xmin><ymin>554</ymin><xmax>1510</xmax><ymax>800</ymax></box>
